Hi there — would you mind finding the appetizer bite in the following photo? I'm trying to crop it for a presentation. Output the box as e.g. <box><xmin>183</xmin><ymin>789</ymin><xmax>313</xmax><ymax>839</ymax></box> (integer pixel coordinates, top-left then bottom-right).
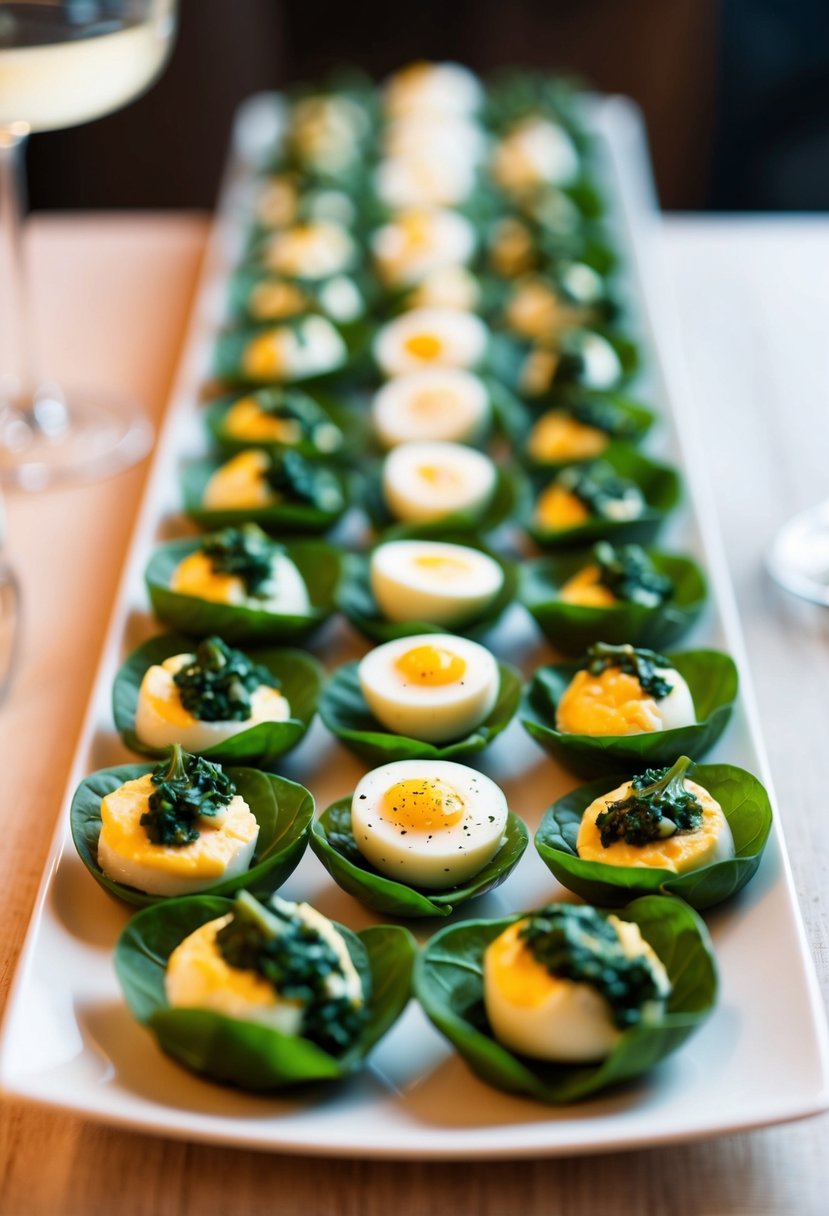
<box><xmin>534</xmin><ymin>462</ymin><xmax>644</xmax><ymax>533</ymax></box>
<box><xmin>115</xmin><ymin>890</ymin><xmax>416</xmax><ymax>1090</ymax></box>
<box><xmin>520</xmin><ymin>542</ymin><xmax>707</xmax><ymax>655</ymax></box>
<box><xmin>373</xmin><ymin>308</ymin><xmax>489</xmax><ymax>377</ymax></box>
<box><xmin>214</xmin><ymin>314</ymin><xmax>349</xmax><ymax>386</ymax></box>
<box><xmin>312</xmin><ymin>758</ymin><xmax>528</xmax><ymax>917</ymax></box>
<box><xmin>371</xmin><ymin>207</ymin><xmax>477</xmax><ymax>290</ymax></box>
<box><xmin>184</xmin><ymin>448</ymin><xmax>346</xmax><ymax>533</ymax></box>
<box><xmin>490</xmin><ymin>114</ymin><xmax>580</xmax><ymax>195</ymax></box>
<box><xmin>113</xmin><ymin>633</ymin><xmax>323</xmax><ymax>764</ymax></box>
<box><xmin>320</xmin><ymin>634</ymin><xmax>521</xmax><ymax>763</ymax></box>
<box><xmin>205</xmin><ymin>387</ymin><xmax>352</xmax><ymax>459</ymax></box>
<box><xmin>522</xmin><ymin>396</ymin><xmax>653</xmax><ymax>466</ymax></box>
<box><xmin>535</xmin><ymin>758</ymin><xmax>773</xmax><ymax>909</ymax></box>
<box><xmin>70</xmin><ymin>745</ymin><xmax>314</xmax><ymax>905</ymax></box>
<box><xmin>516</xmin><ymin>327</ymin><xmax>635</xmax><ymax>400</ymax></box>
<box><xmin>522</xmin><ymin>642</ymin><xmax>738</xmax><ymax>776</ymax></box>
<box><xmin>371</xmin><ymin>369</ymin><xmax>491</xmax><ymax>448</ymax></box>
<box><xmin>415</xmin><ymin>896</ymin><xmax>718</xmax><ymax>1102</ymax></box>
<box><xmin>145</xmin><ymin>527</ymin><xmax>341</xmax><ymax>644</ymax></box>
<box><xmin>500</xmin><ymin>265</ymin><xmax>615</xmax><ymax>345</ymax></box>
<box><xmin>381</xmin><ymin>441</ymin><xmax>497</xmax><ymax>526</ymax></box>
<box><xmin>227</xmin><ymin>267</ymin><xmax>367</xmax><ymax>328</ymax></box>
<box><xmin>252</xmin><ymin>219</ymin><xmax>357</xmax><ymax>282</ymax></box>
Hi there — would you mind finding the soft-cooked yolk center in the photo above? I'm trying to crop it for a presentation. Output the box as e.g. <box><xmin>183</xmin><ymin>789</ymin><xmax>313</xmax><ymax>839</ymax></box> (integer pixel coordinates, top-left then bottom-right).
<box><xmin>535</xmin><ymin>483</ymin><xmax>590</xmax><ymax>530</ymax></box>
<box><xmin>395</xmin><ymin>644</ymin><xmax>467</xmax><ymax>685</ymax></box>
<box><xmin>412</xmin><ymin>387</ymin><xmax>459</xmax><ymax>416</ymax></box>
<box><xmin>404</xmin><ymin>332</ymin><xmax>443</xmax><ymax>360</ymax></box>
<box><xmin>556</xmin><ymin>667</ymin><xmax>661</xmax><ymax>736</ymax></box>
<box><xmin>417</xmin><ymin>462</ymin><xmax>461</xmax><ymax>489</ymax></box>
<box><xmin>527</xmin><ymin>411</ymin><xmax>608</xmax><ymax>462</ymax></box>
<box><xmin>559</xmin><ymin>564</ymin><xmax>617</xmax><ymax>608</ymax></box>
<box><xmin>380</xmin><ymin>777</ymin><xmax>465</xmax><ymax>831</ymax></box>
<box><xmin>412</xmin><ymin>554</ymin><xmax>472</xmax><ymax>580</ymax></box>
<box><xmin>484</xmin><ymin>920</ymin><xmax>560</xmax><ymax>1007</ymax></box>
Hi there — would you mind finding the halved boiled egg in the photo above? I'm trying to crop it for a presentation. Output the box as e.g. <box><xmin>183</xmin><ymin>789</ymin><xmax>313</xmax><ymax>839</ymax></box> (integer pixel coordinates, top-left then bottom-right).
<box><xmin>260</xmin><ymin>220</ymin><xmax>355</xmax><ymax>280</ymax></box>
<box><xmin>381</xmin><ymin>440</ymin><xmax>497</xmax><ymax>524</ymax></box>
<box><xmin>576</xmin><ymin>775</ymin><xmax>735</xmax><ymax>874</ymax></box>
<box><xmin>374</xmin><ymin>308</ymin><xmax>489</xmax><ymax>377</ymax></box>
<box><xmin>97</xmin><ymin>773</ymin><xmax>258</xmax><ymax>897</ymax></box>
<box><xmin>241</xmin><ymin>315</ymin><xmax>347</xmax><ymax>382</ymax></box>
<box><xmin>556</xmin><ymin>662</ymin><xmax>695</xmax><ymax>736</ymax></box>
<box><xmin>375</xmin><ymin>153</ymin><xmax>477</xmax><ymax>210</ymax></box>
<box><xmin>405</xmin><ymin>264</ymin><xmax>481</xmax><ymax>312</ymax></box>
<box><xmin>372</xmin><ymin>208</ymin><xmax>477</xmax><ymax>287</ymax></box>
<box><xmin>358</xmin><ymin>633</ymin><xmax>500</xmax><ymax>741</ymax></box>
<box><xmin>383</xmin><ymin>62</ymin><xmax>484</xmax><ymax>120</ymax></box>
<box><xmin>484</xmin><ymin>908</ymin><xmax>670</xmax><ymax>1062</ymax></box>
<box><xmin>351</xmin><ymin>758</ymin><xmax>508</xmax><ymax>888</ymax></box>
<box><xmin>135</xmin><ymin>652</ymin><xmax>291</xmax><ymax>753</ymax></box>
<box><xmin>171</xmin><ymin>547</ymin><xmax>310</xmax><ymax>616</ymax></box>
<box><xmin>369</xmin><ymin>538</ymin><xmax>504</xmax><ymax>626</ymax></box>
<box><xmin>372</xmin><ymin>369</ymin><xmax>490</xmax><ymax>447</ymax></box>
<box><xmin>490</xmin><ymin>116</ymin><xmax>579</xmax><ymax>192</ymax></box>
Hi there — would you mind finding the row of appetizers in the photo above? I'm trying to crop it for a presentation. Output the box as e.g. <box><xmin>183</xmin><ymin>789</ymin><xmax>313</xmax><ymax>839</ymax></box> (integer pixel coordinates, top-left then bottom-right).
<box><xmin>66</xmin><ymin>65</ymin><xmax>766</xmax><ymax>1108</ymax></box>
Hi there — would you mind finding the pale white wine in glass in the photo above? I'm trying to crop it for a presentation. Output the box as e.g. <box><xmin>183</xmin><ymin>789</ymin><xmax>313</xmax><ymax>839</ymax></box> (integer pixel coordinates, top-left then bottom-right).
<box><xmin>0</xmin><ymin>1</ymin><xmax>178</xmax><ymax>489</ymax></box>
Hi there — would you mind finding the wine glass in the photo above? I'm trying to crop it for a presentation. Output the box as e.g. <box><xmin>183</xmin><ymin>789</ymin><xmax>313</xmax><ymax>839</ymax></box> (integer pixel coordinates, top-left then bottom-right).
<box><xmin>0</xmin><ymin>0</ymin><xmax>178</xmax><ymax>490</ymax></box>
<box><xmin>0</xmin><ymin>483</ymin><xmax>19</xmax><ymax>703</ymax></box>
<box><xmin>767</xmin><ymin>499</ymin><xmax>829</xmax><ymax>606</ymax></box>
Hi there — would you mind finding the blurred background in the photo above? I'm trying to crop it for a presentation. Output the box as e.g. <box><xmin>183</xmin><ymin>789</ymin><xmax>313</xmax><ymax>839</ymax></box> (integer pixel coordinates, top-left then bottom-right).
<box><xmin>24</xmin><ymin>0</ymin><xmax>829</xmax><ymax>212</ymax></box>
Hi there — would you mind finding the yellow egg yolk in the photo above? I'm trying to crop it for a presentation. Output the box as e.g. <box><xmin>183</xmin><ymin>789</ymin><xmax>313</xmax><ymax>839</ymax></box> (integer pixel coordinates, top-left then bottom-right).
<box><xmin>556</xmin><ymin>667</ymin><xmax>661</xmax><ymax>736</ymax></box>
<box><xmin>224</xmin><ymin>397</ymin><xmax>303</xmax><ymax>444</ymax></box>
<box><xmin>248</xmin><ymin>280</ymin><xmax>308</xmax><ymax>321</ymax></box>
<box><xmin>395</xmin><ymin>644</ymin><xmax>467</xmax><ymax>685</ymax></box>
<box><xmin>535</xmin><ymin>483</ymin><xmax>590</xmax><ymax>530</ymax></box>
<box><xmin>520</xmin><ymin>347</ymin><xmax>559</xmax><ymax>397</ymax></box>
<box><xmin>412</xmin><ymin>553</ymin><xmax>473</xmax><ymax>580</ymax></box>
<box><xmin>404</xmin><ymin>332</ymin><xmax>443</xmax><ymax>360</ymax></box>
<box><xmin>380</xmin><ymin>777</ymin><xmax>465</xmax><ymax>831</ymax></box>
<box><xmin>417</xmin><ymin>462</ymin><xmax>462</xmax><ymax>490</ymax></box>
<box><xmin>412</xmin><ymin>387</ymin><xmax>461</xmax><ymax>417</ymax></box>
<box><xmin>171</xmin><ymin>551</ymin><xmax>246</xmax><ymax>606</ymax></box>
<box><xmin>484</xmin><ymin>920</ymin><xmax>560</xmax><ymax>1008</ymax></box>
<box><xmin>242</xmin><ymin>330</ymin><xmax>286</xmax><ymax>379</ymax></box>
<box><xmin>576</xmin><ymin>778</ymin><xmax>731</xmax><ymax>874</ymax></box>
<box><xmin>527</xmin><ymin>411</ymin><xmax>609</xmax><ymax>463</ymax></box>
<box><xmin>559</xmin><ymin>564</ymin><xmax>617</xmax><ymax>608</ymax></box>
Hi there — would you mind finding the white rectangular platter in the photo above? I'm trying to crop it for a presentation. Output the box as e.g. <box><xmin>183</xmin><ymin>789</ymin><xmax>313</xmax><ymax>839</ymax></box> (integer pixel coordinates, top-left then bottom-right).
<box><xmin>1</xmin><ymin>92</ymin><xmax>827</xmax><ymax>1160</ymax></box>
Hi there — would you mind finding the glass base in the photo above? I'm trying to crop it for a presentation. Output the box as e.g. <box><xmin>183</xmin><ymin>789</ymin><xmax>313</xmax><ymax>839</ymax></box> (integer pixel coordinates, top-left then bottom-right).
<box><xmin>767</xmin><ymin>499</ymin><xmax>829</xmax><ymax>606</ymax></box>
<box><xmin>0</xmin><ymin>384</ymin><xmax>153</xmax><ymax>491</ymax></box>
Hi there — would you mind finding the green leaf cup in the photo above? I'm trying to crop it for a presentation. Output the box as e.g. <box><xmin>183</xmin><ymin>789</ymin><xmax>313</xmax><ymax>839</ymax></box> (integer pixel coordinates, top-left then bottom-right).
<box><xmin>181</xmin><ymin>457</ymin><xmax>350</xmax><ymax>535</ymax></box>
<box><xmin>414</xmin><ymin>895</ymin><xmax>717</xmax><ymax>1103</ymax></box>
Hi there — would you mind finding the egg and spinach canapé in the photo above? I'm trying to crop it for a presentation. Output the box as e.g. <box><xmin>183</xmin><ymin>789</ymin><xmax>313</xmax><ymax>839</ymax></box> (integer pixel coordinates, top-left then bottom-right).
<box><xmin>576</xmin><ymin>755</ymin><xmax>735</xmax><ymax>874</ymax></box>
<box><xmin>98</xmin><ymin>745</ymin><xmax>258</xmax><ymax>897</ymax></box>
<box><xmin>171</xmin><ymin>525</ymin><xmax>310</xmax><ymax>615</ymax></box>
<box><xmin>526</xmin><ymin>397</ymin><xmax>640</xmax><ymax>465</ymax></box>
<box><xmin>484</xmin><ymin>903</ymin><xmax>671</xmax><ymax>1062</ymax></box>
<box><xmin>202</xmin><ymin>447</ymin><xmax>344</xmax><ymax>515</ymax></box>
<box><xmin>135</xmin><ymin>636</ymin><xmax>290</xmax><ymax>753</ymax></box>
<box><xmin>559</xmin><ymin>541</ymin><xmax>674</xmax><ymax>610</ymax></box>
<box><xmin>218</xmin><ymin>388</ymin><xmax>344</xmax><ymax>454</ymax></box>
<box><xmin>166</xmin><ymin>890</ymin><xmax>366</xmax><ymax>1053</ymax></box>
<box><xmin>535</xmin><ymin>461</ymin><xmax>644</xmax><ymax>532</ymax></box>
<box><xmin>555</xmin><ymin>643</ymin><xmax>695</xmax><ymax>736</ymax></box>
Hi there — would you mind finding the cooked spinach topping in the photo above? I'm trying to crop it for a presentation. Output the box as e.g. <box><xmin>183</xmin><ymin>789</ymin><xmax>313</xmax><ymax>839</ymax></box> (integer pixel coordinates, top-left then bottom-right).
<box><xmin>172</xmin><ymin>637</ymin><xmax>280</xmax><ymax>722</ymax></box>
<box><xmin>556</xmin><ymin>462</ymin><xmax>643</xmax><ymax>520</ymax></box>
<box><xmin>217</xmin><ymin>891</ymin><xmax>366</xmax><ymax>1054</ymax></box>
<box><xmin>519</xmin><ymin>904</ymin><xmax>667</xmax><ymax>1030</ymax></box>
<box><xmin>585</xmin><ymin>641</ymin><xmax>673</xmax><ymax>700</ymax></box>
<box><xmin>141</xmin><ymin>744</ymin><xmax>236</xmax><ymax>847</ymax></box>
<box><xmin>201</xmin><ymin>524</ymin><xmax>278</xmax><ymax>596</ymax></box>
<box><xmin>595</xmin><ymin>755</ymin><xmax>703</xmax><ymax>847</ymax></box>
<box><xmin>563</xmin><ymin>398</ymin><xmax>638</xmax><ymax>441</ymax></box>
<box><xmin>250</xmin><ymin>388</ymin><xmax>343</xmax><ymax>453</ymax></box>
<box><xmin>264</xmin><ymin>449</ymin><xmax>343</xmax><ymax>513</ymax></box>
<box><xmin>593</xmin><ymin>541</ymin><xmax>673</xmax><ymax>607</ymax></box>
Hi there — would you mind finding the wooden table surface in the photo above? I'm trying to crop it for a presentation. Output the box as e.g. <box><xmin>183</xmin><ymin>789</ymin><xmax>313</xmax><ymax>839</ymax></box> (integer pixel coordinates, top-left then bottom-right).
<box><xmin>1</xmin><ymin>213</ymin><xmax>827</xmax><ymax>1216</ymax></box>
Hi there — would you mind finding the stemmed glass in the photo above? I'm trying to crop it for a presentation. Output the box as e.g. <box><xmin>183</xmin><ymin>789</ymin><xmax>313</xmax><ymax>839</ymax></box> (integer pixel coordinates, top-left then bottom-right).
<box><xmin>0</xmin><ymin>0</ymin><xmax>178</xmax><ymax>490</ymax></box>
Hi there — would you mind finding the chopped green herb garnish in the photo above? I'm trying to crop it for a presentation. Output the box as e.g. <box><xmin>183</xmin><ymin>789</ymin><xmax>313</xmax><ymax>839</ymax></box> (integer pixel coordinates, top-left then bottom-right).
<box><xmin>519</xmin><ymin>904</ymin><xmax>668</xmax><ymax>1029</ymax></box>
<box><xmin>595</xmin><ymin>755</ymin><xmax>703</xmax><ymax>847</ymax></box>
<box><xmin>585</xmin><ymin>641</ymin><xmax>673</xmax><ymax>699</ymax></box>
<box><xmin>264</xmin><ymin>449</ymin><xmax>344</xmax><ymax>512</ymax></box>
<box><xmin>172</xmin><ymin>637</ymin><xmax>280</xmax><ymax>722</ymax></box>
<box><xmin>593</xmin><ymin>541</ymin><xmax>673</xmax><ymax>607</ymax></box>
<box><xmin>217</xmin><ymin>891</ymin><xmax>367</xmax><ymax>1054</ymax></box>
<box><xmin>556</xmin><ymin>462</ymin><xmax>644</xmax><ymax>521</ymax></box>
<box><xmin>565</xmin><ymin>398</ymin><xmax>638</xmax><ymax>441</ymax></box>
<box><xmin>201</xmin><ymin>524</ymin><xmax>278</xmax><ymax>596</ymax></box>
<box><xmin>140</xmin><ymin>744</ymin><xmax>236</xmax><ymax>847</ymax></box>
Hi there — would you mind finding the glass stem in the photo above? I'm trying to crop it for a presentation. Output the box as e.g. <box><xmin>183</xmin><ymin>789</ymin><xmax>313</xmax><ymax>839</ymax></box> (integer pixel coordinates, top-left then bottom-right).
<box><xmin>0</xmin><ymin>123</ymin><xmax>37</xmax><ymax>401</ymax></box>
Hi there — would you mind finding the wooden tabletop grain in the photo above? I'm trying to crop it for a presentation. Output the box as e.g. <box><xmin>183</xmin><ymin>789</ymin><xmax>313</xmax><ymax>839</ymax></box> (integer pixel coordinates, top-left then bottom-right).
<box><xmin>1</xmin><ymin>214</ymin><xmax>827</xmax><ymax>1216</ymax></box>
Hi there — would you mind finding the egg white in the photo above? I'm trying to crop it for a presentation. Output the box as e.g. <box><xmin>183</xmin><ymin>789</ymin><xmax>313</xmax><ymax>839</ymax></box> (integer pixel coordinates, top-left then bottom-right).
<box><xmin>372</xmin><ymin>208</ymin><xmax>477</xmax><ymax>287</ymax></box>
<box><xmin>491</xmin><ymin>116</ymin><xmax>580</xmax><ymax>191</ymax></box>
<box><xmin>372</xmin><ymin>369</ymin><xmax>490</xmax><ymax>447</ymax></box>
<box><xmin>351</xmin><ymin>758</ymin><xmax>508</xmax><ymax>888</ymax></box>
<box><xmin>381</xmin><ymin>440</ymin><xmax>497</xmax><ymax>524</ymax></box>
<box><xmin>358</xmin><ymin>632</ymin><xmax>500</xmax><ymax>742</ymax></box>
<box><xmin>369</xmin><ymin>538</ymin><xmax>504</xmax><ymax>626</ymax></box>
<box><xmin>373</xmin><ymin>308</ymin><xmax>489</xmax><ymax>377</ymax></box>
<box><xmin>165</xmin><ymin>899</ymin><xmax>363</xmax><ymax>1031</ymax></box>
<box><xmin>405</xmin><ymin>265</ymin><xmax>481</xmax><ymax>312</ymax></box>
<box><xmin>170</xmin><ymin>548</ymin><xmax>311</xmax><ymax>617</ymax></box>
<box><xmin>483</xmin><ymin>914</ymin><xmax>670</xmax><ymax>1062</ymax></box>
<box><xmin>134</xmin><ymin>653</ymin><xmax>291</xmax><ymax>753</ymax></box>
<box><xmin>97</xmin><ymin>773</ymin><xmax>259</xmax><ymax>897</ymax></box>
<box><xmin>383</xmin><ymin>62</ymin><xmax>484</xmax><ymax>119</ymax></box>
